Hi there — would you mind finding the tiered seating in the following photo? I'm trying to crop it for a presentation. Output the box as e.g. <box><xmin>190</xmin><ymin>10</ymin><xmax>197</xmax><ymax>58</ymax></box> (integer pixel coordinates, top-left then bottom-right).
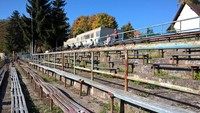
<box><xmin>20</xmin><ymin>64</ymin><xmax>89</xmax><ymax>113</ymax></box>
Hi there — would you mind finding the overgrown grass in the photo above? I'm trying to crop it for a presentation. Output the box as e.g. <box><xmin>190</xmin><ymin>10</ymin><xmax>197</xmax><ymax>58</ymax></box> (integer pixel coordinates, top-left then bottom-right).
<box><xmin>139</xmin><ymin>93</ymin><xmax>149</xmax><ymax>97</ymax></box>
<box><xmin>194</xmin><ymin>73</ymin><xmax>200</xmax><ymax>80</ymax></box>
<box><xmin>118</xmin><ymin>68</ymin><xmax>133</xmax><ymax>73</ymax></box>
<box><xmin>80</xmin><ymin>60</ymin><xmax>86</xmax><ymax>67</ymax></box>
<box><xmin>129</xmin><ymin>80</ymin><xmax>143</xmax><ymax>85</ymax></box>
<box><xmin>102</xmin><ymin>102</ymin><xmax>120</xmax><ymax>113</ymax></box>
<box><xmin>36</xmin><ymin>105</ymin><xmax>63</xmax><ymax>113</ymax></box>
<box><xmin>152</xmin><ymin>54</ymin><xmax>161</xmax><ymax>58</ymax></box>
<box><xmin>167</xmin><ymin>76</ymin><xmax>180</xmax><ymax>80</ymax></box>
<box><xmin>99</xmin><ymin>108</ymin><xmax>106</xmax><ymax>113</ymax></box>
<box><xmin>42</xmin><ymin>76</ymin><xmax>57</xmax><ymax>82</ymax></box>
<box><xmin>99</xmin><ymin>73</ymin><xmax>113</xmax><ymax>78</ymax></box>
<box><xmin>186</xmin><ymin>38</ymin><xmax>192</xmax><ymax>41</ymax></box>
<box><xmin>155</xmin><ymin>70</ymin><xmax>168</xmax><ymax>77</ymax></box>
<box><xmin>144</xmin><ymin>84</ymin><xmax>159</xmax><ymax>90</ymax></box>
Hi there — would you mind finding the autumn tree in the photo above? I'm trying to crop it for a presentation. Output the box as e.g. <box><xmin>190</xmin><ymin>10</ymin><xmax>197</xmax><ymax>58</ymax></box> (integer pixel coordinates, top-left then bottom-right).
<box><xmin>121</xmin><ymin>22</ymin><xmax>134</xmax><ymax>38</ymax></box>
<box><xmin>92</xmin><ymin>13</ymin><xmax>118</xmax><ymax>29</ymax></box>
<box><xmin>72</xmin><ymin>16</ymin><xmax>89</xmax><ymax>37</ymax></box>
<box><xmin>88</xmin><ymin>14</ymin><xmax>96</xmax><ymax>30</ymax></box>
<box><xmin>72</xmin><ymin>13</ymin><xmax>118</xmax><ymax>36</ymax></box>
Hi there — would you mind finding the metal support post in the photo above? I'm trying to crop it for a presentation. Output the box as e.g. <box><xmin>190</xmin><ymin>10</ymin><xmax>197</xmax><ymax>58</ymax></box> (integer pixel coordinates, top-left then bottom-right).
<box><xmin>60</xmin><ymin>75</ymin><xmax>62</xmax><ymax>81</ymax></box>
<box><xmin>108</xmin><ymin>93</ymin><xmax>114</xmax><ymax>113</ymax></box>
<box><xmin>91</xmin><ymin>51</ymin><xmax>94</xmax><ymax>80</ymax></box>
<box><xmin>79</xmin><ymin>80</ymin><xmax>84</xmax><ymax>96</ymax></box>
<box><xmin>48</xmin><ymin>54</ymin><xmax>50</xmax><ymax>67</ymax></box>
<box><xmin>62</xmin><ymin>53</ymin><xmax>64</xmax><ymax>71</ymax></box>
<box><xmin>124</xmin><ymin>50</ymin><xmax>128</xmax><ymax>91</ymax></box>
<box><xmin>65</xmin><ymin>77</ymin><xmax>67</xmax><ymax>87</ymax></box>
<box><xmin>50</xmin><ymin>98</ymin><xmax>53</xmax><ymax>111</ymax></box>
<box><xmin>54</xmin><ymin>54</ymin><xmax>56</xmax><ymax>68</ymax></box>
<box><xmin>120</xmin><ymin>99</ymin><xmax>125</xmax><ymax>113</ymax></box>
<box><xmin>74</xmin><ymin>52</ymin><xmax>76</xmax><ymax>75</ymax></box>
<box><xmin>40</xmin><ymin>86</ymin><xmax>43</xmax><ymax>98</ymax></box>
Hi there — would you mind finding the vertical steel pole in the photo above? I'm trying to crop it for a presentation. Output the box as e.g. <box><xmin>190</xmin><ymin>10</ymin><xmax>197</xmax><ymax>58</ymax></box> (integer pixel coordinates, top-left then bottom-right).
<box><xmin>48</xmin><ymin>54</ymin><xmax>50</xmax><ymax>67</ymax></box>
<box><xmin>74</xmin><ymin>52</ymin><xmax>76</xmax><ymax>75</ymax></box>
<box><xmin>54</xmin><ymin>53</ymin><xmax>55</xmax><ymax>68</ymax></box>
<box><xmin>44</xmin><ymin>54</ymin><xmax>45</xmax><ymax>66</ymax></box>
<box><xmin>109</xmin><ymin>93</ymin><xmax>114</xmax><ymax>113</ymax></box>
<box><xmin>122</xmin><ymin>32</ymin><xmax>124</xmax><ymax>41</ymax></box>
<box><xmin>199</xmin><ymin>17</ymin><xmax>200</xmax><ymax>30</ymax></box>
<box><xmin>124</xmin><ymin>49</ymin><xmax>128</xmax><ymax>91</ymax></box>
<box><xmin>120</xmin><ymin>99</ymin><xmax>125</xmax><ymax>113</ymax></box>
<box><xmin>65</xmin><ymin>77</ymin><xmax>67</xmax><ymax>87</ymax></box>
<box><xmin>37</xmin><ymin>55</ymin><xmax>39</xmax><ymax>64</ymax></box>
<box><xmin>180</xmin><ymin>21</ymin><xmax>182</xmax><ymax>33</ymax></box>
<box><xmin>50</xmin><ymin>98</ymin><xmax>53</xmax><ymax>111</ymax></box>
<box><xmin>91</xmin><ymin>51</ymin><xmax>94</xmax><ymax>80</ymax></box>
<box><xmin>62</xmin><ymin>53</ymin><xmax>64</xmax><ymax>71</ymax></box>
<box><xmin>79</xmin><ymin>80</ymin><xmax>84</xmax><ymax>96</ymax></box>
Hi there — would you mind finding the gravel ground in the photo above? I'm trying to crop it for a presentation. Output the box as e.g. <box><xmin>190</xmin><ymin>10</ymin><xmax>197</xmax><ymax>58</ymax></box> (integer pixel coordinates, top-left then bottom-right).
<box><xmin>0</xmin><ymin>71</ymin><xmax>11</xmax><ymax>113</ymax></box>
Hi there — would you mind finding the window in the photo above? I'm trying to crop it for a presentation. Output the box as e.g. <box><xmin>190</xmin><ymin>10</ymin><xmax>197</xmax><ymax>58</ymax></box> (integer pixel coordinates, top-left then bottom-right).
<box><xmin>91</xmin><ymin>33</ymin><xmax>94</xmax><ymax>38</ymax></box>
<box><xmin>77</xmin><ymin>37</ymin><xmax>80</xmax><ymax>41</ymax></box>
<box><xmin>84</xmin><ymin>35</ymin><xmax>90</xmax><ymax>39</ymax></box>
<box><xmin>96</xmin><ymin>31</ymin><xmax>100</xmax><ymax>37</ymax></box>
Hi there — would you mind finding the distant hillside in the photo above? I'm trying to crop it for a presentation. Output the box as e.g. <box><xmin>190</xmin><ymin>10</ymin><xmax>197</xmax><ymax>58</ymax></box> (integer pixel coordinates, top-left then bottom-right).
<box><xmin>0</xmin><ymin>19</ymin><xmax>9</xmax><ymax>52</ymax></box>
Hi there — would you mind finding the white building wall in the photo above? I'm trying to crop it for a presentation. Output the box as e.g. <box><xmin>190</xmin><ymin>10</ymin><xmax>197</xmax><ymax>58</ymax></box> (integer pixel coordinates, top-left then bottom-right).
<box><xmin>174</xmin><ymin>4</ymin><xmax>199</xmax><ymax>32</ymax></box>
<box><xmin>0</xmin><ymin>53</ymin><xmax>5</xmax><ymax>60</ymax></box>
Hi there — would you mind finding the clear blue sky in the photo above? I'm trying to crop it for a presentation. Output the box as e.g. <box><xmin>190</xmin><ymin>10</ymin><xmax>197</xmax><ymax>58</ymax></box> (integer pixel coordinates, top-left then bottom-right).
<box><xmin>0</xmin><ymin>0</ymin><xmax>180</xmax><ymax>29</ymax></box>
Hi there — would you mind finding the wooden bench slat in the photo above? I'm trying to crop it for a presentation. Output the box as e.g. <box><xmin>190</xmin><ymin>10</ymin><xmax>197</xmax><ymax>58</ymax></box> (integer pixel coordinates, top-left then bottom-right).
<box><xmin>20</xmin><ymin>63</ymin><xmax>90</xmax><ymax>113</ymax></box>
<box><xmin>11</xmin><ymin>67</ymin><xmax>28</xmax><ymax>113</ymax></box>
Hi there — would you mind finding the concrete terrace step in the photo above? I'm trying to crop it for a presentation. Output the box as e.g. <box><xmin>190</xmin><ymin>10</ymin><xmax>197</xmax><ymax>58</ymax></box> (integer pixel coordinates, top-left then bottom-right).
<box><xmin>29</xmin><ymin>62</ymin><xmax>194</xmax><ymax>113</ymax></box>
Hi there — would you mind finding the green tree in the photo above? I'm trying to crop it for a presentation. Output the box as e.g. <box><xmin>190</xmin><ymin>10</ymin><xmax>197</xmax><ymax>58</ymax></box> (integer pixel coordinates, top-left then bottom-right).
<box><xmin>5</xmin><ymin>11</ymin><xmax>25</xmax><ymax>53</ymax></box>
<box><xmin>21</xmin><ymin>0</ymin><xmax>51</xmax><ymax>52</ymax></box>
<box><xmin>0</xmin><ymin>20</ymin><xmax>9</xmax><ymax>52</ymax></box>
<box><xmin>121</xmin><ymin>22</ymin><xmax>134</xmax><ymax>38</ymax></box>
<box><xmin>35</xmin><ymin>0</ymin><xmax>51</xmax><ymax>50</ymax></box>
<box><xmin>147</xmin><ymin>28</ymin><xmax>154</xmax><ymax>34</ymax></box>
<box><xmin>50</xmin><ymin>0</ymin><xmax>70</xmax><ymax>49</ymax></box>
<box><xmin>21</xmin><ymin>0</ymin><xmax>37</xmax><ymax>53</ymax></box>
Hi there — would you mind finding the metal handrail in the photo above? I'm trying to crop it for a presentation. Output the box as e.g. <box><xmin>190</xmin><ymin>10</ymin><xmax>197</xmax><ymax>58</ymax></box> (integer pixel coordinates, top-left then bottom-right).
<box><xmin>68</xmin><ymin>16</ymin><xmax>200</xmax><ymax>47</ymax></box>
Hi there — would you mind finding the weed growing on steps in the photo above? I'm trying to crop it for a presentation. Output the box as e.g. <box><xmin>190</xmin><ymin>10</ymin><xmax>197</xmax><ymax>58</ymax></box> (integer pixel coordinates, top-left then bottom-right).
<box><xmin>194</xmin><ymin>73</ymin><xmax>200</xmax><ymax>80</ymax></box>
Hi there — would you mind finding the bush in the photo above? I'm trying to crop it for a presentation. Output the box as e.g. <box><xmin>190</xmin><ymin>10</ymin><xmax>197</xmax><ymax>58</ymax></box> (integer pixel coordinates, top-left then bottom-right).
<box><xmin>155</xmin><ymin>70</ymin><xmax>168</xmax><ymax>77</ymax></box>
<box><xmin>194</xmin><ymin>73</ymin><xmax>200</xmax><ymax>80</ymax></box>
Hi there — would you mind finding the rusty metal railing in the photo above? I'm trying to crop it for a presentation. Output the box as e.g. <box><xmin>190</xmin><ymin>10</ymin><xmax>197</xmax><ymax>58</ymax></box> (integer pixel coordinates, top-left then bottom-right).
<box><xmin>30</xmin><ymin>39</ymin><xmax>200</xmax><ymax>95</ymax></box>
